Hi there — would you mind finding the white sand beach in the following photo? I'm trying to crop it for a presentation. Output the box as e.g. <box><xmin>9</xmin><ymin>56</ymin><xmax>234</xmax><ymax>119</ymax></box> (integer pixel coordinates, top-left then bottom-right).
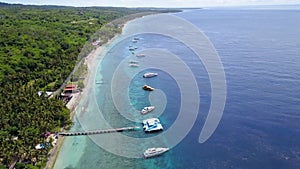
<box><xmin>46</xmin><ymin>36</ymin><xmax>119</xmax><ymax>169</ymax></box>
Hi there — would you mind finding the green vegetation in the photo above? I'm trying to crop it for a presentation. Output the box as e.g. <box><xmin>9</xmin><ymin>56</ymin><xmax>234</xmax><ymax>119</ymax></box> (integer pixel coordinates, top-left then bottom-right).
<box><xmin>72</xmin><ymin>62</ymin><xmax>87</xmax><ymax>83</ymax></box>
<box><xmin>0</xmin><ymin>3</ymin><xmax>160</xmax><ymax>168</ymax></box>
<box><xmin>0</xmin><ymin>2</ymin><xmax>181</xmax><ymax>168</ymax></box>
<box><xmin>0</xmin><ymin>3</ymin><xmax>148</xmax><ymax>88</ymax></box>
<box><xmin>0</xmin><ymin>83</ymin><xmax>70</xmax><ymax>168</ymax></box>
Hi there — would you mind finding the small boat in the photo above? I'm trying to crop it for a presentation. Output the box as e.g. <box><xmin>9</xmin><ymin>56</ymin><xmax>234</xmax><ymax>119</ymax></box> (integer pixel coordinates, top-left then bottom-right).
<box><xmin>142</xmin><ymin>85</ymin><xmax>154</xmax><ymax>91</ymax></box>
<box><xmin>129</xmin><ymin>60</ymin><xmax>139</xmax><ymax>64</ymax></box>
<box><xmin>143</xmin><ymin>147</ymin><xmax>169</xmax><ymax>158</ymax></box>
<box><xmin>129</xmin><ymin>46</ymin><xmax>135</xmax><ymax>51</ymax></box>
<box><xmin>136</xmin><ymin>54</ymin><xmax>146</xmax><ymax>57</ymax></box>
<box><xmin>133</xmin><ymin>37</ymin><xmax>140</xmax><ymax>40</ymax></box>
<box><xmin>129</xmin><ymin>63</ymin><xmax>139</xmax><ymax>67</ymax></box>
<box><xmin>132</xmin><ymin>39</ymin><xmax>138</xmax><ymax>43</ymax></box>
<box><xmin>140</xmin><ymin>106</ymin><xmax>155</xmax><ymax>114</ymax></box>
<box><xmin>143</xmin><ymin>72</ymin><xmax>158</xmax><ymax>78</ymax></box>
<box><xmin>95</xmin><ymin>80</ymin><xmax>104</xmax><ymax>84</ymax></box>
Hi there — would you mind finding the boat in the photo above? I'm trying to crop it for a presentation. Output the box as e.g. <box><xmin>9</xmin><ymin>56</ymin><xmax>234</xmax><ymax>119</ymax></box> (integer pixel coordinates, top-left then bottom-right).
<box><xmin>136</xmin><ymin>54</ymin><xmax>146</xmax><ymax>57</ymax></box>
<box><xmin>142</xmin><ymin>85</ymin><xmax>154</xmax><ymax>91</ymax></box>
<box><xmin>129</xmin><ymin>60</ymin><xmax>139</xmax><ymax>64</ymax></box>
<box><xmin>129</xmin><ymin>63</ymin><xmax>139</xmax><ymax>67</ymax></box>
<box><xmin>140</xmin><ymin>106</ymin><xmax>155</xmax><ymax>114</ymax></box>
<box><xmin>143</xmin><ymin>72</ymin><xmax>158</xmax><ymax>78</ymax></box>
<box><xmin>142</xmin><ymin>118</ymin><xmax>163</xmax><ymax>132</ymax></box>
<box><xmin>129</xmin><ymin>46</ymin><xmax>135</xmax><ymax>51</ymax></box>
<box><xmin>143</xmin><ymin>147</ymin><xmax>169</xmax><ymax>158</ymax></box>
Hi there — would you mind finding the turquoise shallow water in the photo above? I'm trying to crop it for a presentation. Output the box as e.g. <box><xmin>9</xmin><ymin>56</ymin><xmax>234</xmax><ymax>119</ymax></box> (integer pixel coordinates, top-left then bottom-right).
<box><xmin>54</xmin><ymin>20</ymin><xmax>177</xmax><ymax>168</ymax></box>
<box><xmin>54</xmin><ymin>8</ymin><xmax>300</xmax><ymax>169</ymax></box>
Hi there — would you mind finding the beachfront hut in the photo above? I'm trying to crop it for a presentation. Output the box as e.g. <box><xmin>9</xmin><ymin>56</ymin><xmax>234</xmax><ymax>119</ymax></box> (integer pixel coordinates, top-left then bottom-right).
<box><xmin>63</xmin><ymin>84</ymin><xmax>79</xmax><ymax>94</ymax></box>
<box><xmin>60</xmin><ymin>84</ymin><xmax>78</xmax><ymax>104</ymax></box>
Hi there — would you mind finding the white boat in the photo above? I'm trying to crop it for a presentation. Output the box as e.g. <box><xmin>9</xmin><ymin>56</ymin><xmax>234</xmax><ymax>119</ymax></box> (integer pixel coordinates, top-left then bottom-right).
<box><xmin>129</xmin><ymin>63</ymin><xmax>139</xmax><ymax>67</ymax></box>
<box><xmin>129</xmin><ymin>60</ymin><xmax>139</xmax><ymax>64</ymax></box>
<box><xmin>143</xmin><ymin>147</ymin><xmax>169</xmax><ymax>158</ymax></box>
<box><xmin>132</xmin><ymin>39</ymin><xmax>138</xmax><ymax>43</ymax></box>
<box><xmin>129</xmin><ymin>46</ymin><xmax>135</xmax><ymax>51</ymax></box>
<box><xmin>143</xmin><ymin>72</ymin><xmax>158</xmax><ymax>78</ymax></box>
<box><xmin>140</xmin><ymin>106</ymin><xmax>155</xmax><ymax>114</ymax></box>
<box><xmin>136</xmin><ymin>54</ymin><xmax>146</xmax><ymax>57</ymax></box>
<box><xmin>142</xmin><ymin>118</ymin><xmax>163</xmax><ymax>132</ymax></box>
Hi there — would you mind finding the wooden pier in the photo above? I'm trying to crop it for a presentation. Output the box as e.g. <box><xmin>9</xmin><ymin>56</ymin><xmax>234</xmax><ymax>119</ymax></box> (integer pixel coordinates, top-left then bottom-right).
<box><xmin>59</xmin><ymin>126</ymin><xmax>141</xmax><ymax>136</ymax></box>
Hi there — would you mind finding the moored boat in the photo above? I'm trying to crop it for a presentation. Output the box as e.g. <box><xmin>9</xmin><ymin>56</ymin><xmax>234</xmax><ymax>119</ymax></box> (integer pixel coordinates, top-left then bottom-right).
<box><xmin>136</xmin><ymin>53</ymin><xmax>146</xmax><ymax>57</ymax></box>
<box><xmin>143</xmin><ymin>147</ymin><xmax>169</xmax><ymax>158</ymax></box>
<box><xmin>129</xmin><ymin>63</ymin><xmax>139</xmax><ymax>67</ymax></box>
<box><xmin>129</xmin><ymin>60</ymin><xmax>139</xmax><ymax>64</ymax></box>
<box><xmin>143</xmin><ymin>72</ymin><xmax>158</xmax><ymax>78</ymax></box>
<box><xmin>140</xmin><ymin>106</ymin><xmax>155</xmax><ymax>114</ymax></box>
<box><xmin>142</xmin><ymin>85</ymin><xmax>154</xmax><ymax>91</ymax></box>
<box><xmin>129</xmin><ymin>46</ymin><xmax>135</xmax><ymax>51</ymax></box>
<box><xmin>142</xmin><ymin>118</ymin><xmax>163</xmax><ymax>132</ymax></box>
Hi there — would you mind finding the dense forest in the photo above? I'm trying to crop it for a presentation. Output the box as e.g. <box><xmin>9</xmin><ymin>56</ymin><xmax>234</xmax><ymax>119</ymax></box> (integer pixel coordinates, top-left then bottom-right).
<box><xmin>0</xmin><ymin>3</ymin><xmax>150</xmax><ymax>89</ymax></box>
<box><xmin>0</xmin><ymin>2</ymin><xmax>177</xmax><ymax>168</ymax></box>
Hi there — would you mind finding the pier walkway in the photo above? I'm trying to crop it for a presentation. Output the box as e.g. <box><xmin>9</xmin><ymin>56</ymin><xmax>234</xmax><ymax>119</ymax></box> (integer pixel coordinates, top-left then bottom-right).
<box><xmin>59</xmin><ymin>126</ymin><xmax>141</xmax><ymax>136</ymax></box>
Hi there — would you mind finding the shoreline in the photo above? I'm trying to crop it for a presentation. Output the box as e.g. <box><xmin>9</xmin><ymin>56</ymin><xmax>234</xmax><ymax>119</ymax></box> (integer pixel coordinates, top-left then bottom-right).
<box><xmin>46</xmin><ymin>12</ymin><xmax>157</xmax><ymax>169</ymax></box>
<box><xmin>45</xmin><ymin>36</ymin><xmax>117</xmax><ymax>169</ymax></box>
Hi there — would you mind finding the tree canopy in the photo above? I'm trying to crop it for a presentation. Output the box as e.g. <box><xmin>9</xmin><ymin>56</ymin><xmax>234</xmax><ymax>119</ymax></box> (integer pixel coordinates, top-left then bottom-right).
<box><xmin>0</xmin><ymin>3</ymin><xmax>164</xmax><ymax>168</ymax></box>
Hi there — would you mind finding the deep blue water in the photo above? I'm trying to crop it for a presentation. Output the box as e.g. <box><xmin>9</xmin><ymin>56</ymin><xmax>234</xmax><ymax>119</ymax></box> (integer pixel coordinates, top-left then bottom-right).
<box><xmin>172</xmin><ymin>9</ymin><xmax>300</xmax><ymax>168</ymax></box>
<box><xmin>54</xmin><ymin>8</ymin><xmax>300</xmax><ymax>169</ymax></box>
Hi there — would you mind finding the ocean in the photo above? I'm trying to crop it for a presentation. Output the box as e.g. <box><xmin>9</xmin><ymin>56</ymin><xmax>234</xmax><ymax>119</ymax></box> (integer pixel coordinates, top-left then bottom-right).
<box><xmin>54</xmin><ymin>7</ymin><xmax>300</xmax><ymax>169</ymax></box>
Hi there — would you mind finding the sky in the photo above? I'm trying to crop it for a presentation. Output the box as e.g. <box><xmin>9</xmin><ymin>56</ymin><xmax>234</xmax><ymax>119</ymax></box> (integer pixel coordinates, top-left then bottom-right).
<box><xmin>1</xmin><ymin>0</ymin><xmax>300</xmax><ymax>7</ymax></box>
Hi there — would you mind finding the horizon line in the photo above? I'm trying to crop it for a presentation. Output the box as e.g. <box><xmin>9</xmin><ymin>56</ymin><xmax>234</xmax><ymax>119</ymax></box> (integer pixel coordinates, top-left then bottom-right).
<box><xmin>1</xmin><ymin>2</ymin><xmax>300</xmax><ymax>8</ymax></box>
